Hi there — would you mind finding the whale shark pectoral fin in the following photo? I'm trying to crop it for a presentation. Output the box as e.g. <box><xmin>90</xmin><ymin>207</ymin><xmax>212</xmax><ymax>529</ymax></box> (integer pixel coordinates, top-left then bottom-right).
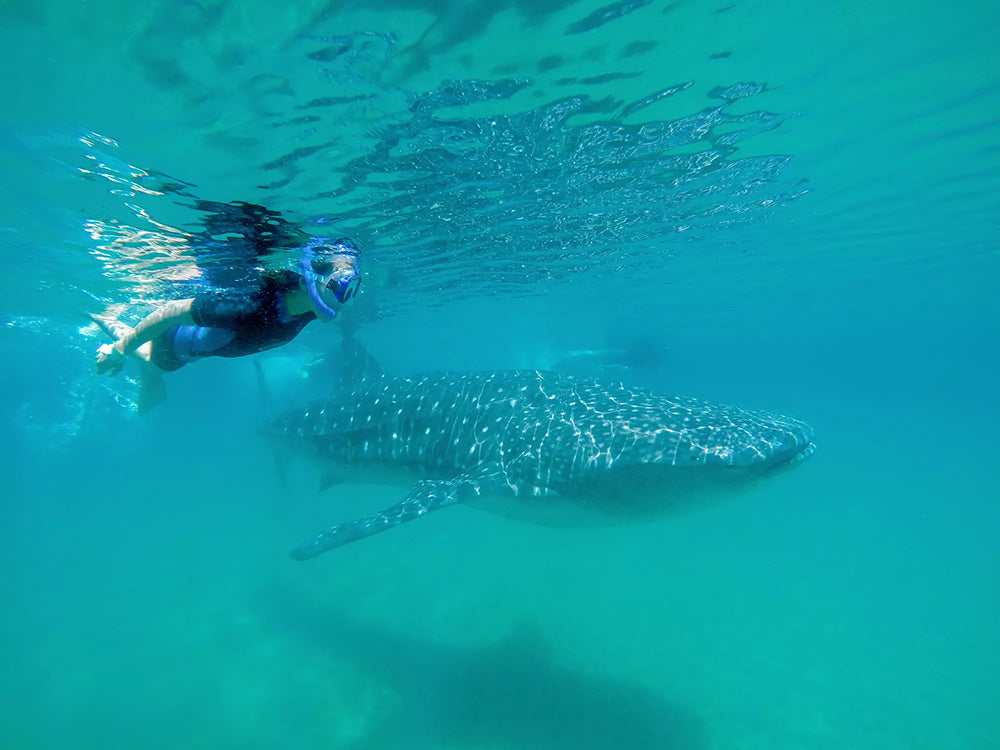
<box><xmin>289</xmin><ymin>468</ymin><xmax>508</xmax><ymax>560</ymax></box>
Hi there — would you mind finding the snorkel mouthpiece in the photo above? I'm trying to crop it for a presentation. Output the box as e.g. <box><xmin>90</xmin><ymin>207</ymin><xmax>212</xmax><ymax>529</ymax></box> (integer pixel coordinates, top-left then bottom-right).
<box><xmin>300</xmin><ymin>238</ymin><xmax>361</xmax><ymax>320</ymax></box>
<box><xmin>300</xmin><ymin>256</ymin><xmax>338</xmax><ymax>319</ymax></box>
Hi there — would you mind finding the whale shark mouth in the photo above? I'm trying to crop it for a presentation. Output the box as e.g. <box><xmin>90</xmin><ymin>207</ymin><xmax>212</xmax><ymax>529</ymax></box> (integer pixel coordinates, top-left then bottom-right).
<box><xmin>790</xmin><ymin>442</ymin><xmax>818</xmax><ymax>463</ymax></box>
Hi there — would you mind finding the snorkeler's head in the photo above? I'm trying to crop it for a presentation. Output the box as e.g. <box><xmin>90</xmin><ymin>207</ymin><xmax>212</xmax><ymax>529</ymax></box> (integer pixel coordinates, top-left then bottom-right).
<box><xmin>299</xmin><ymin>238</ymin><xmax>361</xmax><ymax>319</ymax></box>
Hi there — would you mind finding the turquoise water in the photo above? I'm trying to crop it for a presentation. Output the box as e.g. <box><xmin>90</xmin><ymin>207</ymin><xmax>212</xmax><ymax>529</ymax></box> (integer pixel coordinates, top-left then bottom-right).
<box><xmin>1</xmin><ymin>1</ymin><xmax>998</xmax><ymax>748</ymax></box>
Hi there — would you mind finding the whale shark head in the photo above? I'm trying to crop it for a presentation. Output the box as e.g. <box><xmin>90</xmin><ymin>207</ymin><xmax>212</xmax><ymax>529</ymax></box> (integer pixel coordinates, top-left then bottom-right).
<box><xmin>490</xmin><ymin>385</ymin><xmax>817</xmax><ymax>519</ymax></box>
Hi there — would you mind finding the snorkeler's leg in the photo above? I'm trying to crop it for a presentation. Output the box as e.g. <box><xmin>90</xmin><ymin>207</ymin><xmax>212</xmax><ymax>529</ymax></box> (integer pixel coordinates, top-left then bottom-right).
<box><xmin>91</xmin><ymin>311</ymin><xmax>169</xmax><ymax>413</ymax></box>
<box><xmin>90</xmin><ymin>310</ymin><xmax>132</xmax><ymax>342</ymax></box>
<box><xmin>137</xmin><ymin>365</ymin><xmax>167</xmax><ymax>414</ymax></box>
<box><xmin>90</xmin><ymin>313</ymin><xmax>155</xmax><ymax>364</ymax></box>
<box><xmin>133</xmin><ymin>341</ymin><xmax>153</xmax><ymax>363</ymax></box>
<box><xmin>90</xmin><ymin>314</ymin><xmax>161</xmax><ymax>367</ymax></box>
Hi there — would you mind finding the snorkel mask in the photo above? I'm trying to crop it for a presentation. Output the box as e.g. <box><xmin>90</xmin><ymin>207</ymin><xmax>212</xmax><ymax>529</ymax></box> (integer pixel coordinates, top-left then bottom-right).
<box><xmin>299</xmin><ymin>238</ymin><xmax>361</xmax><ymax>320</ymax></box>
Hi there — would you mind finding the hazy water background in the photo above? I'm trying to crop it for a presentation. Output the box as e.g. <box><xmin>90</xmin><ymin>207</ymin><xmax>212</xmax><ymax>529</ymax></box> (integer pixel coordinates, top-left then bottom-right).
<box><xmin>1</xmin><ymin>1</ymin><xmax>998</xmax><ymax>749</ymax></box>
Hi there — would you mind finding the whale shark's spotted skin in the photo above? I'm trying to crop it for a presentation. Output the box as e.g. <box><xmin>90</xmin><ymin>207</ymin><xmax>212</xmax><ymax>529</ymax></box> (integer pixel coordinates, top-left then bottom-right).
<box><xmin>270</xmin><ymin>346</ymin><xmax>815</xmax><ymax>559</ymax></box>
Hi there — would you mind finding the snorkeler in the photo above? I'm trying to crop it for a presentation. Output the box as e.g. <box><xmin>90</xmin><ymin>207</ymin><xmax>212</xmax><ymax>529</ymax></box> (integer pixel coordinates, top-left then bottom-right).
<box><xmin>93</xmin><ymin>236</ymin><xmax>361</xmax><ymax>411</ymax></box>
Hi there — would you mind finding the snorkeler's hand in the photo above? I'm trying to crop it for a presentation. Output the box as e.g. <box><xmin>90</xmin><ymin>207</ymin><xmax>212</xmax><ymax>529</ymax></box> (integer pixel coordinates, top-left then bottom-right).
<box><xmin>96</xmin><ymin>342</ymin><xmax>127</xmax><ymax>375</ymax></box>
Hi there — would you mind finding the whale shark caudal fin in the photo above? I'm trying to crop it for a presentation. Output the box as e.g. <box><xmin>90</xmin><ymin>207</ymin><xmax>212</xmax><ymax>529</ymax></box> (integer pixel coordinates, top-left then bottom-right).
<box><xmin>290</xmin><ymin>467</ymin><xmax>507</xmax><ymax>560</ymax></box>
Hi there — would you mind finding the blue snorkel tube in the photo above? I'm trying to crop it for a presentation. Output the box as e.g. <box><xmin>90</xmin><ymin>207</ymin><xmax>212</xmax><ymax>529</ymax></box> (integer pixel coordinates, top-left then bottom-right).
<box><xmin>299</xmin><ymin>238</ymin><xmax>361</xmax><ymax>320</ymax></box>
<box><xmin>300</xmin><ymin>255</ymin><xmax>338</xmax><ymax>319</ymax></box>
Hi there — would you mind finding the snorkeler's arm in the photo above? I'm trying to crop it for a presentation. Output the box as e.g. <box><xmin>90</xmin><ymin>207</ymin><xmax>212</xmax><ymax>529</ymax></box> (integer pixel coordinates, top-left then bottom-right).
<box><xmin>116</xmin><ymin>298</ymin><xmax>196</xmax><ymax>356</ymax></box>
<box><xmin>95</xmin><ymin>298</ymin><xmax>197</xmax><ymax>374</ymax></box>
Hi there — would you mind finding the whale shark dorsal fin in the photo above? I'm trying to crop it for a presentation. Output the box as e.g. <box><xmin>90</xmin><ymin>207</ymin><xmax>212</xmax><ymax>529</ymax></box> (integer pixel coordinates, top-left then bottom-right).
<box><xmin>333</xmin><ymin>334</ymin><xmax>383</xmax><ymax>388</ymax></box>
<box><xmin>290</xmin><ymin>466</ymin><xmax>508</xmax><ymax>560</ymax></box>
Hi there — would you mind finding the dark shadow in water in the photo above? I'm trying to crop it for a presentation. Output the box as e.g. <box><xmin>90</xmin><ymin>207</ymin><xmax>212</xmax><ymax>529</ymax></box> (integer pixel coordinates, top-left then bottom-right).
<box><xmin>258</xmin><ymin>585</ymin><xmax>707</xmax><ymax>750</ymax></box>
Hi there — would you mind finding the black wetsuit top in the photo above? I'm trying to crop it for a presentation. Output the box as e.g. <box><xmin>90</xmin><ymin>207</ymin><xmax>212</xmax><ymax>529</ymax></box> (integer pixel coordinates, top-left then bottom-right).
<box><xmin>150</xmin><ymin>271</ymin><xmax>315</xmax><ymax>371</ymax></box>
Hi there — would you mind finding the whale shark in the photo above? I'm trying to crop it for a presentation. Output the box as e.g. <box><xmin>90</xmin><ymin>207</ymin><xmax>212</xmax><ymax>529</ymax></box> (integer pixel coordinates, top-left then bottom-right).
<box><xmin>269</xmin><ymin>338</ymin><xmax>815</xmax><ymax>560</ymax></box>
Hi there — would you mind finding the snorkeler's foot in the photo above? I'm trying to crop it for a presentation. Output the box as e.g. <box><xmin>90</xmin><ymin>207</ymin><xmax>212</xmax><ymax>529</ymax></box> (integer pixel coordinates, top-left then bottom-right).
<box><xmin>137</xmin><ymin>366</ymin><xmax>167</xmax><ymax>414</ymax></box>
